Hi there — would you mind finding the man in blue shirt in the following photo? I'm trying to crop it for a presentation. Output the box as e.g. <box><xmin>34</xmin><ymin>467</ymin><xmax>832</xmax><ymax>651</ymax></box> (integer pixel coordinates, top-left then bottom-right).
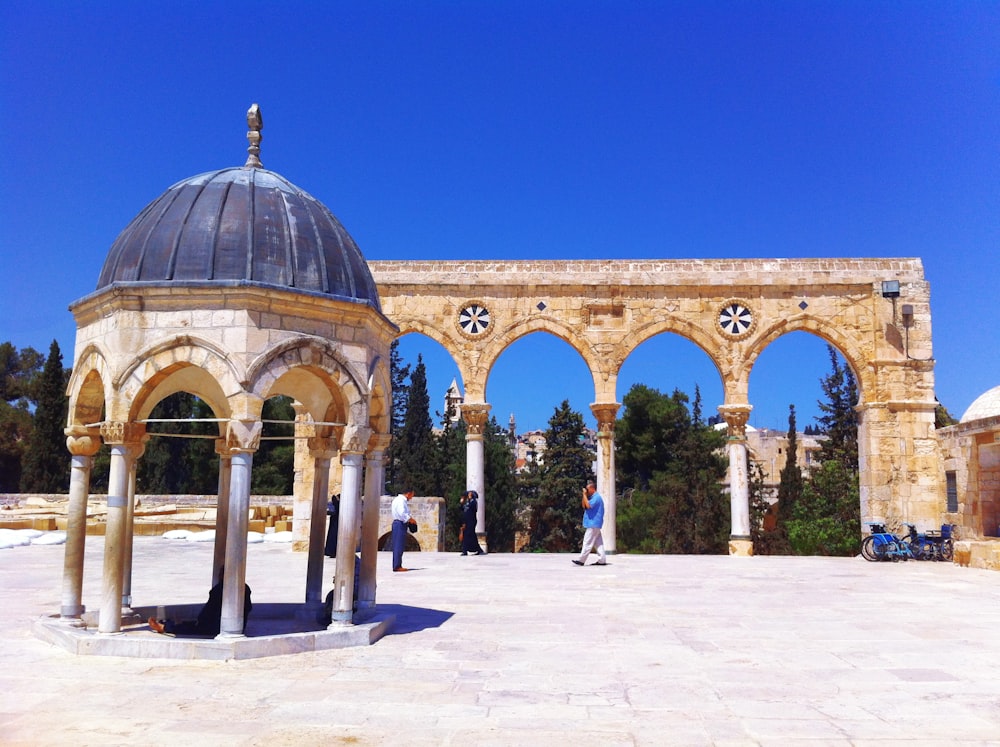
<box><xmin>573</xmin><ymin>480</ymin><xmax>607</xmax><ymax>566</ymax></box>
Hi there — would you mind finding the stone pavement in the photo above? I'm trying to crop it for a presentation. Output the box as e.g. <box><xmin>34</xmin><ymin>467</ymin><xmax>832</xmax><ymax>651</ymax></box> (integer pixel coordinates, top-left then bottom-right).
<box><xmin>2</xmin><ymin>536</ymin><xmax>1000</xmax><ymax>746</ymax></box>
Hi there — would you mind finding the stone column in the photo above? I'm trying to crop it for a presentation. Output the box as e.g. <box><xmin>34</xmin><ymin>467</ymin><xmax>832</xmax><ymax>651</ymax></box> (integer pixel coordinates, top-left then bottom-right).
<box><xmin>121</xmin><ymin>439</ymin><xmax>147</xmax><ymax>613</ymax></box>
<box><xmin>218</xmin><ymin>419</ymin><xmax>261</xmax><ymax>638</ymax></box>
<box><xmin>61</xmin><ymin>427</ymin><xmax>101</xmax><ymax>623</ymax></box>
<box><xmin>97</xmin><ymin>421</ymin><xmax>144</xmax><ymax>634</ymax></box>
<box><xmin>590</xmin><ymin>403</ymin><xmax>621</xmax><ymax>554</ymax></box>
<box><xmin>719</xmin><ymin>405</ymin><xmax>753</xmax><ymax>556</ymax></box>
<box><xmin>330</xmin><ymin>426</ymin><xmax>370</xmax><ymax>625</ymax></box>
<box><xmin>461</xmin><ymin>403</ymin><xmax>491</xmax><ymax>539</ymax></box>
<box><xmin>212</xmin><ymin>440</ymin><xmax>232</xmax><ymax>586</ymax></box>
<box><xmin>305</xmin><ymin>436</ymin><xmax>337</xmax><ymax>608</ymax></box>
<box><xmin>358</xmin><ymin>432</ymin><xmax>390</xmax><ymax>614</ymax></box>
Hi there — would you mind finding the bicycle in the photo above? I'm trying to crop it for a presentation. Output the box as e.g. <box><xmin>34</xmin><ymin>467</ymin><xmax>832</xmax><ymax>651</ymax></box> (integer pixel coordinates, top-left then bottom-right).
<box><xmin>862</xmin><ymin>522</ymin><xmax>914</xmax><ymax>562</ymax></box>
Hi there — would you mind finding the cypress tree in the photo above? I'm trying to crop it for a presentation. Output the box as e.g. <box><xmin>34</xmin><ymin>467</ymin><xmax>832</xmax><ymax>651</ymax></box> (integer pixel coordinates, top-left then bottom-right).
<box><xmin>527</xmin><ymin>400</ymin><xmax>593</xmax><ymax>552</ymax></box>
<box><xmin>20</xmin><ymin>340</ymin><xmax>69</xmax><ymax>493</ymax></box>
<box><xmin>773</xmin><ymin>404</ymin><xmax>802</xmax><ymax>552</ymax></box>
<box><xmin>392</xmin><ymin>356</ymin><xmax>437</xmax><ymax>494</ymax></box>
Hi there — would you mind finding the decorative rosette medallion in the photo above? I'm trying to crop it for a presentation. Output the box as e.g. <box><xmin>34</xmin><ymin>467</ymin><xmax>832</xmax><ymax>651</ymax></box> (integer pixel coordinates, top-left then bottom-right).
<box><xmin>717</xmin><ymin>300</ymin><xmax>756</xmax><ymax>340</ymax></box>
<box><xmin>456</xmin><ymin>302</ymin><xmax>492</xmax><ymax>338</ymax></box>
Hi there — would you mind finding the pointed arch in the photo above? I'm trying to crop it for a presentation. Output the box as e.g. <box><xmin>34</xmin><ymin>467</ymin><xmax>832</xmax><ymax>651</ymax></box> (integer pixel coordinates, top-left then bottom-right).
<box><xmin>247</xmin><ymin>336</ymin><xmax>369</xmax><ymax>427</ymax></box>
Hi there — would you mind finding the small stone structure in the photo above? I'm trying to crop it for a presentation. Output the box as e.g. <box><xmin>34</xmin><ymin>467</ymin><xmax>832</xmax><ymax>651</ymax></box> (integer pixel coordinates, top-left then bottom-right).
<box><xmin>54</xmin><ymin>105</ymin><xmax>395</xmax><ymax>652</ymax></box>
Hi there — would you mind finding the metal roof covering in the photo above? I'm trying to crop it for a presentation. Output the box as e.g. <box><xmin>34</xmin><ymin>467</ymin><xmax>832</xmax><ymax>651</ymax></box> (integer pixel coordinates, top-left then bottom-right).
<box><xmin>95</xmin><ymin>166</ymin><xmax>381</xmax><ymax>310</ymax></box>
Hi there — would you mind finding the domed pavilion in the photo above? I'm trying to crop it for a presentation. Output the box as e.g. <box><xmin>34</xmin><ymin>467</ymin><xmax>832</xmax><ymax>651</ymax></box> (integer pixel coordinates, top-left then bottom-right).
<box><xmin>55</xmin><ymin>105</ymin><xmax>396</xmax><ymax>649</ymax></box>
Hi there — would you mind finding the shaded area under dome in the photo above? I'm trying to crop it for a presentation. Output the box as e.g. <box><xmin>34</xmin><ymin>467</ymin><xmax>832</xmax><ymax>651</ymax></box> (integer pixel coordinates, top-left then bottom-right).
<box><xmin>96</xmin><ymin>167</ymin><xmax>380</xmax><ymax>310</ymax></box>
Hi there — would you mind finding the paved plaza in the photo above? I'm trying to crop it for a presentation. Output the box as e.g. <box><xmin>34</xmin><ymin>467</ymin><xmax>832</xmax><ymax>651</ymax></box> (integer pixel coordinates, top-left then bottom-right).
<box><xmin>2</xmin><ymin>536</ymin><xmax>1000</xmax><ymax>746</ymax></box>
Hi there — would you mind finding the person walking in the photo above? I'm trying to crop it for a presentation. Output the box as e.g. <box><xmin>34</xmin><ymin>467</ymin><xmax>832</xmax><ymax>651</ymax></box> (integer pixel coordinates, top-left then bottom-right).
<box><xmin>573</xmin><ymin>480</ymin><xmax>606</xmax><ymax>566</ymax></box>
<box><xmin>459</xmin><ymin>490</ymin><xmax>485</xmax><ymax>556</ymax></box>
<box><xmin>391</xmin><ymin>489</ymin><xmax>416</xmax><ymax>572</ymax></box>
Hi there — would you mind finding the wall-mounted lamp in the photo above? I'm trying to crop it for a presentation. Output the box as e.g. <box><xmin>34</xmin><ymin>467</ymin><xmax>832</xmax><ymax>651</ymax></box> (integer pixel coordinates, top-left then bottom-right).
<box><xmin>881</xmin><ymin>280</ymin><xmax>901</xmax><ymax>298</ymax></box>
<box><xmin>901</xmin><ymin>304</ymin><xmax>914</xmax><ymax>328</ymax></box>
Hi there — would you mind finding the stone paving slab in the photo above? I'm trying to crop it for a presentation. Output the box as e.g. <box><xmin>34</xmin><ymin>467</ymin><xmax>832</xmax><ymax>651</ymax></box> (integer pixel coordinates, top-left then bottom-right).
<box><xmin>2</xmin><ymin>536</ymin><xmax>1000</xmax><ymax>745</ymax></box>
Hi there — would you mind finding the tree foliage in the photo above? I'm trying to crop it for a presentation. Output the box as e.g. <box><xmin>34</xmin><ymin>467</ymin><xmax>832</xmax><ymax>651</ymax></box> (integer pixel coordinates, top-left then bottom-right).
<box><xmin>0</xmin><ymin>342</ymin><xmax>44</xmax><ymax>491</ymax></box>
<box><xmin>19</xmin><ymin>341</ymin><xmax>69</xmax><ymax>493</ymax></box>
<box><xmin>388</xmin><ymin>355</ymin><xmax>437</xmax><ymax>495</ymax></box>
<box><xmin>616</xmin><ymin>384</ymin><xmax>729</xmax><ymax>554</ymax></box>
<box><xmin>783</xmin><ymin>346</ymin><xmax>861</xmax><ymax>556</ymax></box>
<box><xmin>524</xmin><ymin>400</ymin><xmax>593</xmax><ymax>552</ymax></box>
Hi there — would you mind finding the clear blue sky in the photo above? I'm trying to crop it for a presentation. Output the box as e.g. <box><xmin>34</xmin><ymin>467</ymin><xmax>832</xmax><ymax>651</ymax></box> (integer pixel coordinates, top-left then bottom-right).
<box><xmin>2</xmin><ymin>2</ymin><xmax>998</xmax><ymax>432</ymax></box>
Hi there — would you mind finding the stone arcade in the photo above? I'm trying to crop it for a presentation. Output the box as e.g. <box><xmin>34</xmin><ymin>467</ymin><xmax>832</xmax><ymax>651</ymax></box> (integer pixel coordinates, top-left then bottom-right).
<box><xmin>370</xmin><ymin>258</ymin><xmax>942</xmax><ymax>555</ymax></box>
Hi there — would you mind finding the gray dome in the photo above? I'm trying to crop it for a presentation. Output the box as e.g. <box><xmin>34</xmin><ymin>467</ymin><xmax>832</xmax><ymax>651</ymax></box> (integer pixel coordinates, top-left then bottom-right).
<box><xmin>96</xmin><ymin>167</ymin><xmax>381</xmax><ymax>310</ymax></box>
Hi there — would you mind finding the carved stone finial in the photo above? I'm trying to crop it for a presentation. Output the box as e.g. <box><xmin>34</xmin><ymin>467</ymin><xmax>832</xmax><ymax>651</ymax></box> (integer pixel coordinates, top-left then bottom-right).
<box><xmin>245</xmin><ymin>103</ymin><xmax>263</xmax><ymax>168</ymax></box>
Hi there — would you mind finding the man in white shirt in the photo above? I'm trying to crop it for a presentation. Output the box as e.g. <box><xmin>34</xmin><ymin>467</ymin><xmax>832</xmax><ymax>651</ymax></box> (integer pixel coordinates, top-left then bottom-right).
<box><xmin>391</xmin><ymin>490</ymin><xmax>416</xmax><ymax>572</ymax></box>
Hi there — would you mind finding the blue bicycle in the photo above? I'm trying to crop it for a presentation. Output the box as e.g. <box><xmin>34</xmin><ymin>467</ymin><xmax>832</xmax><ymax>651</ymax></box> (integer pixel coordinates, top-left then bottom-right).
<box><xmin>862</xmin><ymin>522</ymin><xmax>914</xmax><ymax>562</ymax></box>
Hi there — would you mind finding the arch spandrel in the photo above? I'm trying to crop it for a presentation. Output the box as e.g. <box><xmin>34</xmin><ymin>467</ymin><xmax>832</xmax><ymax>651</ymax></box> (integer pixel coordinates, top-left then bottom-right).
<box><xmin>479</xmin><ymin>318</ymin><xmax>604</xmax><ymax>404</ymax></box>
<box><xmin>246</xmin><ymin>338</ymin><xmax>370</xmax><ymax>427</ymax></box>
<box><xmin>615</xmin><ymin>319</ymin><xmax>728</xmax><ymax>400</ymax></box>
<box><xmin>393</xmin><ymin>323</ymin><xmax>476</xmax><ymax>402</ymax></box>
<box><xmin>745</xmin><ymin>316</ymin><xmax>873</xmax><ymax>406</ymax></box>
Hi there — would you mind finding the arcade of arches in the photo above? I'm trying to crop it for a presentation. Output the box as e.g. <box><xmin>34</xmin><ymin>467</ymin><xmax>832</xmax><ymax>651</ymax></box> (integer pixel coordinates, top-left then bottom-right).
<box><xmin>368</xmin><ymin>257</ymin><xmax>943</xmax><ymax>555</ymax></box>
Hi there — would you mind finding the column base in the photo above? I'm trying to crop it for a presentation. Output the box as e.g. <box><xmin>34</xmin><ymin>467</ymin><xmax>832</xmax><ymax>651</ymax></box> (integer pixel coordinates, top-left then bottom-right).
<box><xmin>728</xmin><ymin>538</ymin><xmax>754</xmax><ymax>557</ymax></box>
<box><xmin>328</xmin><ymin>612</ymin><xmax>354</xmax><ymax>627</ymax></box>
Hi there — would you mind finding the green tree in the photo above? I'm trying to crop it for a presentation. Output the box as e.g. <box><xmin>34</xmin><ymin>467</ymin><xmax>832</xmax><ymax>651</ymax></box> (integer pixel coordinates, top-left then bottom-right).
<box><xmin>526</xmin><ymin>400</ymin><xmax>593</xmax><ymax>552</ymax></box>
<box><xmin>815</xmin><ymin>345</ymin><xmax>858</xmax><ymax>470</ymax></box>
<box><xmin>784</xmin><ymin>346</ymin><xmax>861</xmax><ymax>556</ymax></box>
<box><xmin>787</xmin><ymin>460</ymin><xmax>861</xmax><ymax>556</ymax></box>
<box><xmin>389</xmin><ymin>356</ymin><xmax>437</xmax><ymax>494</ymax></box>
<box><xmin>137</xmin><ymin>392</ymin><xmax>218</xmax><ymax>495</ymax></box>
<box><xmin>20</xmin><ymin>340</ymin><xmax>69</xmax><ymax>493</ymax></box>
<box><xmin>385</xmin><ymin>340</ymin><xmax>411</xmax><ymax>491</ymax></box>
<box><xmin>0</xmin><ymin>342</ymin><xmax>43</xmax><ymax>491</ymax></box>
<box><xmin>773</xmin><ymin>404</ymin><xmax>803</xmax><ymax>551</ymax></box>
<box><xmin>436</xmin><ymin>401</ymin><xmax>468</xmax><ymax>551</ymax></box>
<box><xmin>616</xmin><ymin>384</ymin><xmax>728</xmax><ymax>554</ymax></box>
<box><xmin>251</xmin><ymin>395</ymin><xmax>295</xmax><ymax>495</ymax></box>
<box><xmin>483</xmin><ymin>415</ymin><xmax>518</xmax><ymax>552</ymax></box>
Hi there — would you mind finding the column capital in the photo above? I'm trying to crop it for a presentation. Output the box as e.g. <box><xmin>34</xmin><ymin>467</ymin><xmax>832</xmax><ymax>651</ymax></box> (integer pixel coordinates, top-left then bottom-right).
<box><xmin>717</xmin><ymin>404</ymin><xmax>753</xmax><ymax>438</ymax></box>
<box><xmin>99</xmin><ymin>421</ymin><xmax>146</xmax><ymax>446</ymax></box>
<box><xmin>307</xmin><ymin>436</ymin><xmax>338</xmax><ymax>460</ymax></box>
<box><xmin>225</xmin><ymin>419</ymin><xmax>262</xmax><ymax>453</ymax></box>
<box><xmin>460</xmin><ymin>402</ymin><xmax>492</xmax><ymax>435</ymax></box>
<box><xmin>590</xmin><ymin>402</ymin><xmax>621</xmax><ymax>434</ymax></box>
<box><xmin>65</xmin><ymin>426</ymin><xmax>102</xmax><ymax>457</ymax></box>
<box><xmin>367</xmin><ymin>431</ymin><xmax>392</xmax><ymax>455</ymax></box>
<box><xmin>340</xmin><ymin>425</ymin><xmax>372</xmax><ymax>455</ymax></box>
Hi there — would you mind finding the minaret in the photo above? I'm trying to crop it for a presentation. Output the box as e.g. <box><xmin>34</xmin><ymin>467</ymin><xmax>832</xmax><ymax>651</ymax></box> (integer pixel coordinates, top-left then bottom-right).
<box><xmin>508</xmin><ymin>413</ymin><xmax>517</xmax><ymax>449</ymax></box>
<box><xmin>444</xmin><ymin>378</ymin><xmax>463</xmax><ymax>423</ymax></box>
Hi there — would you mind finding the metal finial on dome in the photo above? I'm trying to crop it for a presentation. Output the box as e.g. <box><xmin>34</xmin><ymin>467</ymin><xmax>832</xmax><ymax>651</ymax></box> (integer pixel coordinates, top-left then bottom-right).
<box><xmin>245</xmin><ymin>103</ymin><xmax>263</xmax><ymax>168</ymax></box>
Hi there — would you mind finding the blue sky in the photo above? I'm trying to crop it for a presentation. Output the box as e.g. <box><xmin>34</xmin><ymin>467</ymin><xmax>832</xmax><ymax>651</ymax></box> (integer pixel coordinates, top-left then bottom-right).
<box><xmin>2</xmin><ymin>1</ymin><xmax>998</xmax><ymax>432</ymax></box>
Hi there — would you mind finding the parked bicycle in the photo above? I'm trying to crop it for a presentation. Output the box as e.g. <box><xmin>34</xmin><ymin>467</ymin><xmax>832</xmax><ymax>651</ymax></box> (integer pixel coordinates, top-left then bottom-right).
<box><xmin>861</xmin><ymin>523</ymin><xmax>914</xmax><ymax>562</ymax></box>
<box><xmin>863</xmin><ymin>522</ymin><xmax>956</xmax><ymax>562</ymax></box>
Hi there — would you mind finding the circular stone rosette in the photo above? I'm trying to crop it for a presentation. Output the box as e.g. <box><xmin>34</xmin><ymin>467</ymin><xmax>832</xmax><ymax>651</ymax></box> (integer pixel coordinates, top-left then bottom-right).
<box><xmin>456</xmin><ymin>301</ymin><xmax>493</xmax><ymax>339</ymax></box>
<box><xmin>716</xmin><ymin>299</ymin><xmax>756</xmax><ymax>340</ymax></box>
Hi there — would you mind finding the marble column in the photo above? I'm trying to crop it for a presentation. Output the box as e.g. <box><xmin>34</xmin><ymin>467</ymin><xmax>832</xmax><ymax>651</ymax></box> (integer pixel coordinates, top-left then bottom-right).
<box><xmin>590</xmin><ymin>403</ymin><xmax>621</xmax><ymax>554</ymax></box>
<box><xmin>461</xmin><ymin>403</ymin><xmax>491</xmax><ymax>539</ymax></box>
<box><xmin>719</xmin><ymin>404</ymin><xmax>753</xmax><ymax>556</ymax></box>
<box><xmin>212</xmin><ymin>440</ymin><xmax>232</xmax><ymax>586</ymax></box>
<box><xmin>60</xmin><ymin>427</ymin><xmax>101</xmax><ymax>623</ymax></box>
<box><xmin>97</xmin><ymin>421</ymin><xmax>144</xmax><ymax>634</ymax></box>
<box><xmin>330</xmin><ymin>426</ymin><xmax>370</xmax><ymax>625</ymax></box>
<box><xmin>358</xmin><ymin>433</ymin><xmax>390</xmax><ymax>614</ymax></box>
<box><xmin>305</xmin><ymin>436</ymin><xmax>336</xmax><ymax>607</ymax></box>
<box><xmin>121</xmin><ymin>439</ymin><xmax>146</xmax><ymax>612</ymax></box>
<box><xmin>218</xmin><ymin>419</ymin><xmax>261</xmax><ymax>638</ymax></box>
